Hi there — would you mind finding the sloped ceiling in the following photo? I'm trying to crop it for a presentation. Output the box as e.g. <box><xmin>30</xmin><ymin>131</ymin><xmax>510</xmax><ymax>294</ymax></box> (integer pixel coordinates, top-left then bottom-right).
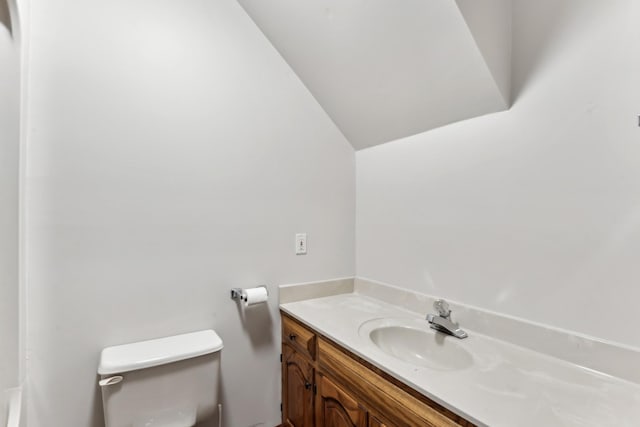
<box><xmin>0</xmin><ymin>0</ymin><xmax>12</xmax><ymax>34</ymax></box>
<box><xmin>238</xmin><ymin>0</ymin><xmax>512</xmax><ymax>150</ymax></box>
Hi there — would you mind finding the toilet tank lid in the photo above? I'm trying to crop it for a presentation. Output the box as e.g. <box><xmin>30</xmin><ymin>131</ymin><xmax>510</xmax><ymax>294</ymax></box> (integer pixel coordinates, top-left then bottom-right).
<box><xmin>98</xmin><ymin>329</ymin><xmax>223</xmax><ymax>375</ymax></box>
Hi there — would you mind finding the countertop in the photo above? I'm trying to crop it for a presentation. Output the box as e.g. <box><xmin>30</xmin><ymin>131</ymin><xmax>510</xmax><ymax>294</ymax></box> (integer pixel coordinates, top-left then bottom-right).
<box><xmin>281</xmin><ymin>292</ymin><xmax>640</xmax><ymax>427</ymax></box>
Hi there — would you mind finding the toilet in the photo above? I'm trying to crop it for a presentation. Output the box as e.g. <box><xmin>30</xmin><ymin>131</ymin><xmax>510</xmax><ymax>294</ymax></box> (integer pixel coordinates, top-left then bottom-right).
<box><xmin>98</xmin><ymin>330</ymin><xmax>223</xmax><ymax>427</ymax></box>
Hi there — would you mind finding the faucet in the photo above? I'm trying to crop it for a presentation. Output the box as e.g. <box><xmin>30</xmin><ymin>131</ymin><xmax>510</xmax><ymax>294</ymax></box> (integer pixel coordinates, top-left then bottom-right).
<box><xmin>426</xmin><ymin>299</ymin><xmax>468</xmax><ymax>339</ymax></box>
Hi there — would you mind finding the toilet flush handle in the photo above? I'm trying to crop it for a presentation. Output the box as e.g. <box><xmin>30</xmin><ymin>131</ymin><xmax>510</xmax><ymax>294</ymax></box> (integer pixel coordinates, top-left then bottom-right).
<box><xmin>99</xmin><ymin>375</ymin><xmax>123</xmax><ymax>387</ymax></box>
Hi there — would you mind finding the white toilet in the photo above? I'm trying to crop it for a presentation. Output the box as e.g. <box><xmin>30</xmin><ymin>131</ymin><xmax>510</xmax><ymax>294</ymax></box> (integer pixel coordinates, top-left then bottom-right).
<box><xmin>98</xmin><ymin>330</ymin><xmax>223</xmax><ymax>427</ymax></box>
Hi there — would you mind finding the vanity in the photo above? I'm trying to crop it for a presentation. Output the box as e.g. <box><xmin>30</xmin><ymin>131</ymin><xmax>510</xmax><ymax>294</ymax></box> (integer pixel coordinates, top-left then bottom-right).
<box><xmin>279</xmin><ymin>278</ymin><xmax>640</xmax><ymax>427</ymax></box>
<box><xmin>281</xmin><ymin>313</ymin><xmax>474</xmax><ymax>427</ymax></box>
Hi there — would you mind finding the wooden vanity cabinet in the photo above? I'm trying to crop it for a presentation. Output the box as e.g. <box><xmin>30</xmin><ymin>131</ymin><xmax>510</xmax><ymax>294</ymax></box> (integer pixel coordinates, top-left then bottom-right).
<box><xmin>281</xmin><ymin>312</ymin><xmax>475</xmax><ymax>427</ymax></box>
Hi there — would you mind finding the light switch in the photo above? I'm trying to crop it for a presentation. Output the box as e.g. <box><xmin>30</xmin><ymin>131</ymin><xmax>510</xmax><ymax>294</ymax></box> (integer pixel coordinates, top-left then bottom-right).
<box><xmin>295</xmin><ymin>233</ymin><xmax>307</xmax><ymax>255</ymax></box>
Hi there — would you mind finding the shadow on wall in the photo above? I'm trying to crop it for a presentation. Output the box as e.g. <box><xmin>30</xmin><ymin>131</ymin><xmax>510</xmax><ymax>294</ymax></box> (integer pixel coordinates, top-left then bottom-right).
<box><xmin>91</xmin><ymin>381</ymin><xmax>106</xmax><ymax>427</ymax></box>
<box><xmin>0</xmin><ymin>0</ymin><xmax>12</xmax><ymax>35</ymax></box>
<box><xmin>234</xmin><ymin>302</ymin><xmax>273</xmax><ymax>350</ymax></box>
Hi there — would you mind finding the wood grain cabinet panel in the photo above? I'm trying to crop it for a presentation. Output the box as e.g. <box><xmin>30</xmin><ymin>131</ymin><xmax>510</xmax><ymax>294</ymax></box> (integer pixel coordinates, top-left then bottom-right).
<box><xmin>282</xmin><ymin>344</ymin><xmax>315</xmax><ymax>427</ymax></box>
<box><xmin>283</xmin><ymin>314</ymin><xmax>317</xmax><ymax>360</ymax></box>
<box><xmin>368</xmin><ymin>416</ymin><xmax>388</xmax><ymax>427</ymax></box>
<box><xmin>316</xmin><ymin>374</ymin><xmax>367</xmax><ymax>427</ymax></box>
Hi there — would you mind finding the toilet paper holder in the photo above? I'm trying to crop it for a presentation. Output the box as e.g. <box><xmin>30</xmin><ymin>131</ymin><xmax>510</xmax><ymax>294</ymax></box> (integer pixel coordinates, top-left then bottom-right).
<box><xmin>230</xmin><ymin>288</ymin><xmax>243</xmax><ymax>300</ymax></box>
<box><xmin>230</xmin><ymin>286</ymin><xmax>269</xmax><ymax>302</ymax></box>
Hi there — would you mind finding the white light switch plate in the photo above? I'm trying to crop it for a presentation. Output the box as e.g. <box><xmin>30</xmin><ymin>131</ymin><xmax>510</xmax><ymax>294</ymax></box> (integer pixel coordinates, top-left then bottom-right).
<box><xmin>295</xmin><ymin>233</ymin><xmax>307</xmax><ymax>255</ymax></box>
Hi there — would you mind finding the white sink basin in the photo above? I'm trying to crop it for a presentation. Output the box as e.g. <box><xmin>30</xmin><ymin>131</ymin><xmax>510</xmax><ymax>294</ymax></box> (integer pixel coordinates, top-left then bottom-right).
<box><xmin>359</xmin><ymin>318</ymin><xmax>474</xmax><ymax>371</ymax></box>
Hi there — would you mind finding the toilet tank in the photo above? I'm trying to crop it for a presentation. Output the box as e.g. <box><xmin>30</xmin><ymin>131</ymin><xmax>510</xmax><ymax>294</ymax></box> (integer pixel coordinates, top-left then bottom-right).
<box><xmin>98</xmin><ymin>330</ymin><xmax>223</xmax><ymax>427</ymax></box>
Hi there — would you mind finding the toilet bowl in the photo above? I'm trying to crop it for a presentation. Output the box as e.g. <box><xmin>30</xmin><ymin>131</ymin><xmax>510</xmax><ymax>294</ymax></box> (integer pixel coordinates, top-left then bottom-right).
<box><xmin>131</xmin><ymin>406</ymin><xmax>196</xmax><ymax>427</ymax></box>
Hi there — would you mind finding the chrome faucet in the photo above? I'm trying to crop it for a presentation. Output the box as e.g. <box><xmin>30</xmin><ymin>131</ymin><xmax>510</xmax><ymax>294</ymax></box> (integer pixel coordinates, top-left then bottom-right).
<box><xmin>426</xmin><ymin>299</ymin><xmax>468</xmax><ymax>339</ymax></box>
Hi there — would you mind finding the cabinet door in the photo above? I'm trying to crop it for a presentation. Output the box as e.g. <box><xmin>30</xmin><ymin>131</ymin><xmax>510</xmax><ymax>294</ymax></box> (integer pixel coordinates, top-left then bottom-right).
<box><xmin>283</xmin><ymin>344</ymin><xmax>315</xmax><ymax>427</ymax></box>
<box><xmin>316</xmin><ymin>374</ymin><xmax>367</xmax><ymax>427</ymax></box>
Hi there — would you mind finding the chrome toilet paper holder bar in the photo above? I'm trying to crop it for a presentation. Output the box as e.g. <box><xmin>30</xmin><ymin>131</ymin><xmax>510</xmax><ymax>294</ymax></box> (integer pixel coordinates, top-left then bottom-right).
<box><xmin>230</xmin><ymin>286</ymin><xmax>269</xmax><ymax>301</ymax></box>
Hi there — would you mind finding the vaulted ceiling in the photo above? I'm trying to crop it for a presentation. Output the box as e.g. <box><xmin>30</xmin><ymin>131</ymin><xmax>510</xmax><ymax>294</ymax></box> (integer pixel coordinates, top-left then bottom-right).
<box><xmin>238</xmin><ymin>0</ymin><xmax>512</xmax><ymax>150</ymax></box>
<box><xmin>0</xmin><ymin>0</ymin><xmax>12</xmax><ymax>34</ymax></box>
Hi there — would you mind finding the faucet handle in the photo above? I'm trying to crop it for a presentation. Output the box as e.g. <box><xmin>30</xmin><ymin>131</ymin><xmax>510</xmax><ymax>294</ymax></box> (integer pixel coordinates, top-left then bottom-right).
<box><xmin>433</xmin><ymin>299</ymin><xmax>451</xmax><ymax>317</ymax></box>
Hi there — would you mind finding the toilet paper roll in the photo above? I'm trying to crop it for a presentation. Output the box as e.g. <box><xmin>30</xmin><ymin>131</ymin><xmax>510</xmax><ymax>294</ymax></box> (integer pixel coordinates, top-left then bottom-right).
<box><xmin>241</xmin><ymin>287</ymin><xmax>268</xmax><ymax>307</ymax></box>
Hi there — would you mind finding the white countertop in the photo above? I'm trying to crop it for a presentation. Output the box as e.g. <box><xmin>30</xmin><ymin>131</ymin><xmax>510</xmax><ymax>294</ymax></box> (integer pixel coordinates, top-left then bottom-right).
<box><xmin>281</xmin><ymin>293</ymin><xmax>640</xmax><ymax>427</ymax></box>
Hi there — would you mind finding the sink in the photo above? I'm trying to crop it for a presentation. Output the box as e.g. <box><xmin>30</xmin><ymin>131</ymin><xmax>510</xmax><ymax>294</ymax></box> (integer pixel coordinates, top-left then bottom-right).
<box><xmin>359</xmin><ymin>318</ymin><xmax>473</xmax><ymax>371</ymax></box>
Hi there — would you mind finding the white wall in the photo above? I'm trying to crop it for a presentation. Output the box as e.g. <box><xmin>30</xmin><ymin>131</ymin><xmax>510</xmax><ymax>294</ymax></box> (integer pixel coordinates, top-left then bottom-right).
<box><xmin>356</xmin><ymin>0</ymin><xmax>640</xmax><ymax>348</ymax></box>
<box><xmin>24</xmin><ymin>0</ymin><xmax>354</xmax><ymax>426</ymax></box>
<box><xmin>0</xmin><ymin>0</ymin><xmax>20</xmax><ymax>396</ymax></box>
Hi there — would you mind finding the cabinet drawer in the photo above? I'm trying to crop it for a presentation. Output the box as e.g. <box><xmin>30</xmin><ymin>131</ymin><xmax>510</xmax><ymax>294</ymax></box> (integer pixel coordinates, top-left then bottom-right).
<box><xmin>282</xmin><ymin>314</ymin><xmax>317</xmax><ymax>360</ymax></box>
<box><xmin>318</xmin><ymin>337</ymin><xmax>465</xmax><ymax>427</ymax></box>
